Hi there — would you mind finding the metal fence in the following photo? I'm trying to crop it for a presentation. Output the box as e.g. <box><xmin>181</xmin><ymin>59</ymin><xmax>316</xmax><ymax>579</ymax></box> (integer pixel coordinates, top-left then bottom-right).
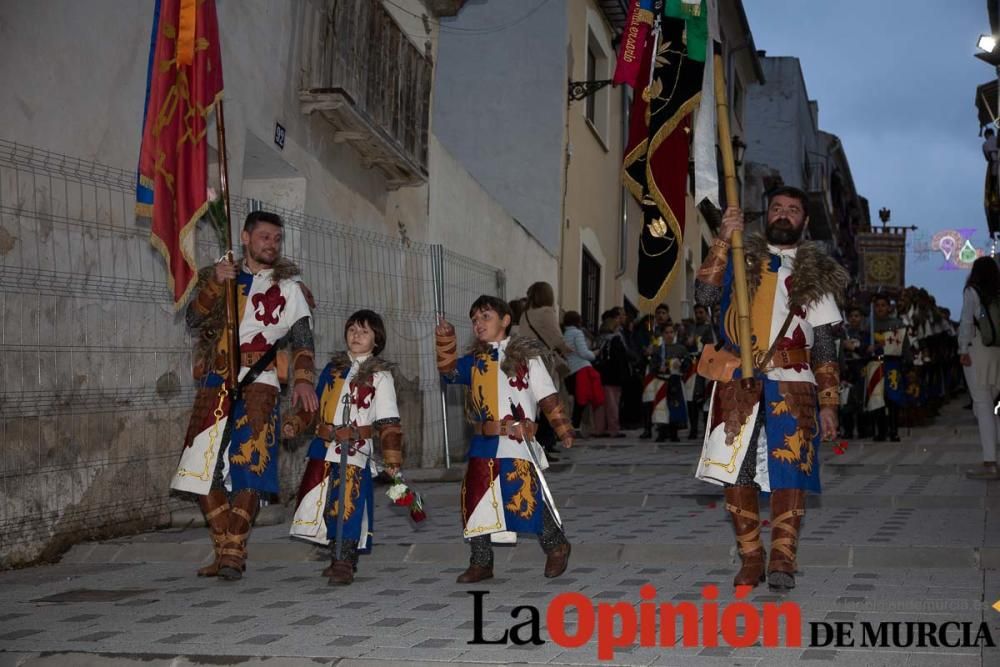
<box><xmin>0</xmin><ymin>140</ymin><xmax>504</xmax><ymax>567</ymax></box>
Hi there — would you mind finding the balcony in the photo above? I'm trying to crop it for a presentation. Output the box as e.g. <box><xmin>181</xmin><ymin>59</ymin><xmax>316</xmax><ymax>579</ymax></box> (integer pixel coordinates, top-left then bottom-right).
<box><xmin>300</xmin><ymin>0</ymin><xmax>430</xmax><ymax>189</ymax></box>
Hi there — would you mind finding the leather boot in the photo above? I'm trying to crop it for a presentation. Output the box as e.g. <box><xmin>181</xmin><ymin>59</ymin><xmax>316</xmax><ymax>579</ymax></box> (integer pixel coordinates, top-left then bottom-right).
<box><xmin>196</xmin><ymin>489</ymin><xmax>230</xmax><ymax>577</ymax></box>
<box><xmin>218</xmin><ymin>489</ymin><xmax>259</xmax><ymax>581</ymax></box>
<box><xmin>767</xmin><ymin>488</ymin><xmax>806</xmax><ymax>591</ymax></box>
<box><xmin>724</xmin><ymin>486</ymin><xmax>766</xmax><ymax>588</ymax></box>
<box><xmin>456</xmin><ymin>565</ymin><xmax>494</xmax><ymax>583</ymax></box>
<box><xmin>328</xmin><ymin>560</ymin><xmax>354</xmax><ymax>585</ymax></box>
<box><xmin>543</xmin><ymin>543</ymin><xmax>571</xmax><ymax>578</ymax></box>
<box><xmin>639</xmin><ymin>402</ymin><xmax>653</xmax><ymax>439</ymax></box>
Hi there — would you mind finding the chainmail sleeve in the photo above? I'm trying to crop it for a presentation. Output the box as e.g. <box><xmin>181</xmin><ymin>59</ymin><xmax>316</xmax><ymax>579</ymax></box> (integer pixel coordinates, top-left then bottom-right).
<box><xmin>812</xmin><ymin>323</ymin><xmax>840</xmax><ymax>407</ymax></box>
<box><xmin>694</xmin><ymin>281</ymin><xmax>723</xmax><ymax>310</ymax></box>
<box><xmin>289</xmin><ymin>316</ymin><xmax>314</xmax><ymax>351</ymax></box>
<box><xmin>289</xmin><ymin>316</ymin><xmax>316</xmax><ymax>388</ymax></box>
<box><xmin>811</xmin><ymin>324</ymin><xmax>839</xmax><ymax>367</ymax></box>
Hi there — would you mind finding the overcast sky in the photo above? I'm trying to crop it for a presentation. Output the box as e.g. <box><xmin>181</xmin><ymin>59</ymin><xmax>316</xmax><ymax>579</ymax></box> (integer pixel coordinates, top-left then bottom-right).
<box><xmin>744</xmin><ymin>0</ymin><xmax>989</xmax><ymax>316</ymax></box>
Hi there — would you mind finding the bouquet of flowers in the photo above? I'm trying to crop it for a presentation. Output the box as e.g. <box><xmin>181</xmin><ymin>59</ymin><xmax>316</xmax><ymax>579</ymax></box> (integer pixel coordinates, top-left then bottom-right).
<box><xmin>385</xmin><ymin>473</ymin><xmax>427</xmax><ymax>523</ymax></box>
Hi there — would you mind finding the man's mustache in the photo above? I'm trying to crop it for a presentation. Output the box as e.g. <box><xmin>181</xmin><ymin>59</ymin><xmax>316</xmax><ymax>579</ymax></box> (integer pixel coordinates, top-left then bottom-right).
<box><xmin>770</xmin><ymin>217</ymin><xmax>794</xmax><ymax>228</ymax></box>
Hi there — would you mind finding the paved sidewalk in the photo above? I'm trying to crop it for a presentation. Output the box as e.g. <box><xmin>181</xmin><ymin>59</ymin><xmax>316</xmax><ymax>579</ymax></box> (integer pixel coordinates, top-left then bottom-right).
<box><xmin>2</xmin><ymin>400</ymin><xmax>999</xmax><ymax>666</ymax></box>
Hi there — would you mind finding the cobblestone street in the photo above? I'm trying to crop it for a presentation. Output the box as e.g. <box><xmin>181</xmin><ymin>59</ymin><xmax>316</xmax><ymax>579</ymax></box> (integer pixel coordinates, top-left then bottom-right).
<box><xmin>2</xmin><ymin>400</ymin><xmax>999</xmax><ymax>666</ymax></box>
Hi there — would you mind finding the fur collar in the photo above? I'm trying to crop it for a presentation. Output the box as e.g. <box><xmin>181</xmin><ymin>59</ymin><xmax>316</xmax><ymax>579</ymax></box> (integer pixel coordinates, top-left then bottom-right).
<box><xmin>467</xmin><ymin>334</ymin><xmax>551</xmax><ymax>377</ymax></box>
<box><xmin>265</xmin><ymin>257</ymin><xmax>302</xmax><ymax>283</ymax></box>
<box><xmin>742</xmin><ymin>233</ymin><xmax>848</xmax><ymax>309</ymax></box>
<box><xmin>328</xmin><ymin>351</ymin><xmax>396</xmax><ymax>387</ymax></box>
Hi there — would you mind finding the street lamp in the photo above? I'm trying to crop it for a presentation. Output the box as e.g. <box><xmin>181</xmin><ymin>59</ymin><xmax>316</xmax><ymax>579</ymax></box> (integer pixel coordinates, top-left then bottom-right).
<box><xmin>731</xmin><ymin>136</ymin><xmax>747</xmax><ymax>167</ymax></box>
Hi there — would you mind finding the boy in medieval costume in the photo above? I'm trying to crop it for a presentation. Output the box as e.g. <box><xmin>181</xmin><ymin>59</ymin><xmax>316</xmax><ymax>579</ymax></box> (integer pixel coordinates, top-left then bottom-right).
<box><xmin>435</xmin><ymin>296</ymin><xmax>574</xmax><ymax>583</ymax></box>
<box><xmin>637</xmin><ymin>304</ymin><xmax>672</xmax><ymax>439</ymax></box>
<box><xmin>694</xmin><ymin>187</ymin><xmax>847</xmax><ymax>591</ymax></box>
<box><xmin>283</xmin><ymin>310</ymin><xmax>403</xmax><ymax>585</ymax></box>
<box><xmin>865</xmin><ymin>294</ymin><xmax>910</xmax><ymax>442</ymax></box>
<box><xmin>653</xmin><ymin>321</ymin><xmax>690</xmax><ymax>443</ymax></box>
<box><xmin>174</xmin><ymin>211</ymin><xmax>317</xmax><ymax>581</ymax></box>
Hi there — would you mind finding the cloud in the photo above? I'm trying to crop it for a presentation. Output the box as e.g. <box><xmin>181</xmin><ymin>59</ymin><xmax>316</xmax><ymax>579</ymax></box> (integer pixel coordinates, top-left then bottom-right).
<box><xmin>745</xmin><ymin>0</ymin><xmax>988</xmax><ymax>314</ymax></box>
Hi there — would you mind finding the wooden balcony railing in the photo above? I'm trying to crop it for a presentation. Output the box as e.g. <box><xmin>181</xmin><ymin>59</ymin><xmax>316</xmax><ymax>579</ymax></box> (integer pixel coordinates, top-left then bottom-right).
<box><xmin>300</xmin><ymin>0</ymin><xmax>430</xmax><ymax>188</ymax></box>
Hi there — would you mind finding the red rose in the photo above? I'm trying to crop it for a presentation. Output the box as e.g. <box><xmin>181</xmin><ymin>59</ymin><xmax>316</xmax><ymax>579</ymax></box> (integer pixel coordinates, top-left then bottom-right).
<box><xmin>410</xmin><ymin>508</ymin><xmax>427</xmax><ymax>523</ymax></box>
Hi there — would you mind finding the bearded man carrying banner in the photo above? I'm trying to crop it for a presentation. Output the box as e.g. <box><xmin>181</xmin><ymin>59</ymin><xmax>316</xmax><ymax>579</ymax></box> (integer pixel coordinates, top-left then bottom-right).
<box><xmin>694</xmin><ymin>187</ymin><xmax>847</xmax><ymax>591</ymax></box>
<box><xmin>174</xmin><ymin>211</ymin><xmax>317</xmax><ymax>581</ymax></box>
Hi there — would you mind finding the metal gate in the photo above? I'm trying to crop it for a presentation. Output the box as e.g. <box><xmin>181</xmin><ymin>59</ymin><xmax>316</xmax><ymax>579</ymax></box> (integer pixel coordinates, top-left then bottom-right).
<box><xmin>0</xmin><ymin>140</ymin><xmax>504</xmax><ymax>567</ymax></box>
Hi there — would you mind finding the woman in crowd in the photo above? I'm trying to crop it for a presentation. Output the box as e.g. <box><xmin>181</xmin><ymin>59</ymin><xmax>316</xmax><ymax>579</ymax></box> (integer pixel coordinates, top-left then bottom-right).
<box><xmin>520</xmin><ymin>282</ymin><xmax>573</xmax><ymax>455</ymax></box>
<box><xmin>959</xmin><ymin>257</ymin><xmax>1000</xmax><ymax>480</ymax></box>
<box><xmin>593</xmin><ymin>308</ymin><xmax>630</xmax><ymax>438</ymax></box>
<box><xmin>562</xmin><ymin>310</ymin><xmax>602</xmax><ymax>435</ymax></box>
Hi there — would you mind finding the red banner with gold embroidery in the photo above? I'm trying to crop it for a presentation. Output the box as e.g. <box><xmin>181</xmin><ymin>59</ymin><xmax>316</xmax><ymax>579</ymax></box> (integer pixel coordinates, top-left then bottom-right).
<box><xmin>137</xmin><ymin>0</ymin><xmax>223</xmax><ymax>308</ymax></box>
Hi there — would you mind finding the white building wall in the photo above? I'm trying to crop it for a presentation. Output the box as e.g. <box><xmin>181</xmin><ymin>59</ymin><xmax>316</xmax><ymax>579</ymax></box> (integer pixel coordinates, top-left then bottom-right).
<box><xmin>428</xmin><ymin>136</ymin><xmax>558</xmax><ymax>300</ymax></box>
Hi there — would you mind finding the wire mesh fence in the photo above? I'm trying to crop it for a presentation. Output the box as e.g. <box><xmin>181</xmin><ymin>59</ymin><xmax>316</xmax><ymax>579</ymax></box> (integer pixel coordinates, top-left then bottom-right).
<box><xmin>0</xmin><ymin>140</ymin><xmax>504</xmax><ymax>566</ymax></box>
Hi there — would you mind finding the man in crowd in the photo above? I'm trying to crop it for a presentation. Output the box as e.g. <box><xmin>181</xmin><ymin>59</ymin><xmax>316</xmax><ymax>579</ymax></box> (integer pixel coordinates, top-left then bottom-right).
<box><xmin>685</xmin><ymin>304</ymin><xmax>716</xmax><ymax>440</ymax></box>
<box><xmin>840</xmin><ymin>306</ymin><xmax>870</xmax><ymax>439</ymax></box>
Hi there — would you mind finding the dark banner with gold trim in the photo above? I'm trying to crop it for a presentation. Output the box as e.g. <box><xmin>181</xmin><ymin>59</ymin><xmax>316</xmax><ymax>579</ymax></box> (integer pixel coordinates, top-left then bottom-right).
<box><xmin>856</xmin><ymin>232</ymin><xmax>906</xmax><ymax>291</ymax></box>
<box><xmin>622</xmin><ymin>13</ymin><xmax>704</xmax><ymax>312</ymax></box>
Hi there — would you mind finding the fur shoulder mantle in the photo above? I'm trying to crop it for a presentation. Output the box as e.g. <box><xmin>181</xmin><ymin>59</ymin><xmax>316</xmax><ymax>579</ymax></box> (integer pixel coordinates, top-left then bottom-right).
<box><xmin>742</xmin><ymin>233</ymin><xmax>848</xmax><ymax>309</ymax></box>
<box><xmin>467</xmin><ymin>334</ymin><xmax>551</xmax><ymax>377</ymax></box>
<box><xmin>328</xmin><ymin>351</ymin><xmax>397</xmax><ymax>387</ymax></box>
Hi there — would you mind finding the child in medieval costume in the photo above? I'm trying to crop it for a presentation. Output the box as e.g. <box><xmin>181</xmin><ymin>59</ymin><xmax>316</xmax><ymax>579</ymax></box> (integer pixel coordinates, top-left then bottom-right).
<box><xmin>435</xmin><ymin>295</ymin><xmax>574</xmax><ymax>583</ymax></box>
<box><xmin>283</xmin><ymin>310</ymin><xmax>403</xmax><ymax>585</ymax></box>
<box><xmin>865</xmin><ymin>294</ymin><xmax>910</xmax><ymax>442</ymax></box>
<box><xmin>653</xmin><ymin>321</ymin><xmax>690</xmax><ymax>443</ymax></box>
<box><xmin>174</xmin><ymin>211</ymin><xmax>316</xmax><ymax>582</ymax></box>
<box><xmin>637</xmin><ymin>304</ymin><xmax>672</xmax><ymax>439</ymax></box>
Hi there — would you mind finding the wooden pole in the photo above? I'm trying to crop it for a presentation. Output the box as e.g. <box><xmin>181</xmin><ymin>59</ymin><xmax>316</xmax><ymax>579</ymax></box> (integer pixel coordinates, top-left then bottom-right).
<box><xmin>713</xmin><ymin>53</ymin><xmax>754</xmax><ymax>381</ymax></box>
<box><xmin>215</xmin><ymin>99</ymin><xmax>240</xmax><ymax>392</ymax></box>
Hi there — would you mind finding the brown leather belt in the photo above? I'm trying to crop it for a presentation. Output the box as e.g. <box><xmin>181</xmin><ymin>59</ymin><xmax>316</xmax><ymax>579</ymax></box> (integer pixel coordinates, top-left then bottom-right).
<box><xmin>763</xmin><ymin>347</ymin><xmax>809</xmax><ymax>371</ymax></box>
<box><xmin>317</xmin><ymin>423</ymin><xmax>374</xmax><ymax>443</ymax></box>
<box><xmin>241</xmin><ymin>350</ymin><xmax>275</xmax><ymax>370</ymax></box>
<box><xmin>471</xmin><ymin>420</ymin><xmax>538</xmax><ymax>441</ymax></box>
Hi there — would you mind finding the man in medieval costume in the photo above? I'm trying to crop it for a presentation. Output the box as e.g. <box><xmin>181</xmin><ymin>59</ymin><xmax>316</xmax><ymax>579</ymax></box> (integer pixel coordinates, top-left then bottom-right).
<box><xmin>653</xmin><ymin>321</ymin><xmax>690</xmax><ymax>443</ymax></box>
<box><xmin>173</xmin><ymin>210</ymin><xmax>317</xmax><ymax>581</ymax></box>
<box><xmin>637</xmin><ymin>304</ymin><xmax>673</xmax><ymax>439</ymax></box>
<box><xmin>865</xmin><ymin>294</ymin><xmax>910</xmax><ymax>441</ymax></box>
<box><xmin>694</xmin><ymin>186</ymin><xmax>847</xmax><ymax>591</ymax></box>
<box><xmin>684</xmin><ymin>304</ymin><xmax>717</xmax><ymax>440</ymax></box>
<box><xmin>435</xmin><ymin>296</ymin><xmax>574</xmax><ymax>583</ymax></box>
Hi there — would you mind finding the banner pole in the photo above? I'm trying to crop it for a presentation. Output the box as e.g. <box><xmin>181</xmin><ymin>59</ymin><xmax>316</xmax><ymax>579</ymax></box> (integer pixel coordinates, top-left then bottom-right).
<box><xmin>713</xmin><ymin>54</ymin><xmax>754</xmax><ymax>381</ymax></box>
<box><xmin>215</xmin><ymin>99</ymin><xmax>240</xmax><ymax>392</ymax></box>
